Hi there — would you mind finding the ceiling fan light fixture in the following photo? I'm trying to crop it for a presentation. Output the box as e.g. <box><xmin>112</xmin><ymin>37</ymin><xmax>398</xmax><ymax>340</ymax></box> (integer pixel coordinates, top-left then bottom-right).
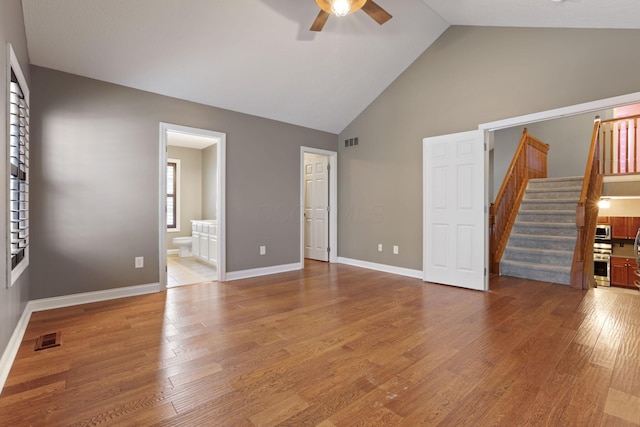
<box><xmin>331</xmin><ymin>0</ymin><xmax>351</xmax><ymax>16</ymax></box>
<box><xmin>316</xmin><ymin>0</ymin><xmax>367</xmax><ymax>17</ymax></box>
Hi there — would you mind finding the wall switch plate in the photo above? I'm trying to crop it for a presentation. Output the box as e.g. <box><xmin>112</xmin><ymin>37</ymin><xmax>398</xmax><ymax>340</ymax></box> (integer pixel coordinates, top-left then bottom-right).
<box><xmin>135</xmin><ymin>256</ymin><xmax>144</xmax><ymax>268</ymax></box>
<box><xmin>378</xmin><ymin>244</ymin><xmax>383</xmax><ymax>252</ymax></box>
<box><xmin>260</xmin><ymin>245</ymin><xmax>266</xmax><ymax>255</ymax></box>
<box><xmin>393</xmin><ymin>245</ymin><xmax>399</xmax><ymax>255</ymax></box>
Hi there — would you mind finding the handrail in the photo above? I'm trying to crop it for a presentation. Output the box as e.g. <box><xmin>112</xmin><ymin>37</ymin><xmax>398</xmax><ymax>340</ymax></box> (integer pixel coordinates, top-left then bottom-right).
<box><xmin>570</xmin><ymin>118</ymin><xmax>602</xmax><ymax>289</ymax></box>
<box><xmin>490</xmin><ymin>129</ymin><xmax>550</xmax><ymax>274</ymax></box>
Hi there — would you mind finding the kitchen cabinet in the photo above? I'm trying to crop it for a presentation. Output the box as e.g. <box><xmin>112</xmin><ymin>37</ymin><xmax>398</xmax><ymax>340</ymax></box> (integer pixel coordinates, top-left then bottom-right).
<box><xmin>611</xmin><ymin>217</ymin><xmax>640</xmax><ymax>239</ymax></box>
<box><xmin>597</xmin><ymin>216</ymin><xmax>610</xmax><ymax>224</ymax></box>
<box><xmin>610</xmin><ymin>257</ymin><xmax>639</xmax><ymax>289</ymax></box>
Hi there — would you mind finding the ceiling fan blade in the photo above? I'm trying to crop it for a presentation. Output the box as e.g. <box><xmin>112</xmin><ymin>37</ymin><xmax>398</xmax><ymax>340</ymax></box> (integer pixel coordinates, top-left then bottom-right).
<box><xmin>361</xmin><ymin>0</ymin><xmax>392</xmax><ymax>25</ymax></box>
<box><xmin>310</xmin><ymin>10</ymin><xmax>330</xmax><ymax>32</ymax></box>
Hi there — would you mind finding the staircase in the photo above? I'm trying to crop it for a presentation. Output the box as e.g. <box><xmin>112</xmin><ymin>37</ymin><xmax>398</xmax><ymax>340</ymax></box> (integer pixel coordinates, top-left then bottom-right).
<box><xmin>500</xmin><ymin>177</ymin><xmax>583</xmax><ymax>285</ymax></box>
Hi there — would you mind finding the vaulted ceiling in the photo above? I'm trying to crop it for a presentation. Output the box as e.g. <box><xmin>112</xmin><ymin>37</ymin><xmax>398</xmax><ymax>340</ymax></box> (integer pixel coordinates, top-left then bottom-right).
<box><xmin>21</xmin><ymin>0</ymin><xmax>640</xmax><ymax>133</ymax></box>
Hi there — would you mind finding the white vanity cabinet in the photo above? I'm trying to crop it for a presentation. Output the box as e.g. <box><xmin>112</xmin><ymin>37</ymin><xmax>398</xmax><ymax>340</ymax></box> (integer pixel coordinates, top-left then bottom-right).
<box><xmin>191</xmin><ymin>220</ymin><xmax>217</xmax><ymax>267</ymax></box>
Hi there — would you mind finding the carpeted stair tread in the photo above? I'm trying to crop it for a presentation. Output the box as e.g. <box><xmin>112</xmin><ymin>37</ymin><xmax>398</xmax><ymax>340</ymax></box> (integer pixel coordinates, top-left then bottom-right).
<box><xmin>505</xmin><ymin>246</ymin><xmax>573</xmax><ymax>256</ymax></box>
<box><xmin>510</xmin><ymin>232</ymin><xmax>575</xmax><ymax>240</ymax></box>
<box><xmin>512</xmin><ymin>221</ymin><xmax>577</xmax><ymax>236</ymax></box>
<box><xmin>518</xmin><ymin>209</ymin><xmax>575</xmax><ymax>214</ymax></box>
<box><xmin>503</xmin><ymin>246</ymin><xmax>574</xmax><ymax>266</ymax></box>
<box><xmin>529</xmin><ymin>176</ymin><xmax>583</xmax><ymax>182</ymax></box>
<box><xmin>500</xmin><ymin>260</ymin><xmax>571</xmax><ymax>285</ymax></box>
<box><xmin>521</xmin><ymin>198</ymin><xmax>580</xmax><ymax>204</ymax></box>
<box><xmin>515</xmin><ymin>221</ymin><xmax>577</xmax><ymax>228</ymax></box>
<box><xmin>501</xmin><ymin>259</ymin><xmax>570</xmax><ymax>272</ymax></box>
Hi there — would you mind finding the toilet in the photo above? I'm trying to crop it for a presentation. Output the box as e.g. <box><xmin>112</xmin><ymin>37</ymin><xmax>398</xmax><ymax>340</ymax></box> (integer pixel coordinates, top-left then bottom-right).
<box><xmin>172</xmin><ymin>237</ymin><xmax>193</xmax><ymax>257</ymax></box>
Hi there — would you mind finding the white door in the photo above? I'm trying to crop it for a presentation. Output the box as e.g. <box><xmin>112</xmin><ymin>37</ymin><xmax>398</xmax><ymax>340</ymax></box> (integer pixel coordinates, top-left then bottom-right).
<box><xmin>304</xmin><ymin>153</ymin><xmax>329</xmax><ymax>261</ymax></box>
<box><xmin>423</xmin><ymin>130</ymin><xmax>487</xmax><ymax>291</ymax></box>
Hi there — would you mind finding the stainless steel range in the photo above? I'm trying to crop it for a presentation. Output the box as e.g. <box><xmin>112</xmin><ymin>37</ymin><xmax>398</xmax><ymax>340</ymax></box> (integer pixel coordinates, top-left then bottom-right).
<box><xmin>594</xmin><ymin>242</ymin><xmax>612</xmax><ymax>287</ymax></box>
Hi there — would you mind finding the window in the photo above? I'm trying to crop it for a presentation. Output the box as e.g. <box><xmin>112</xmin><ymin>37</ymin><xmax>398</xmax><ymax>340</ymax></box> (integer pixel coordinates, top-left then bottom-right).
<box><xmin>167</xmin><ymin>159</ymin><xmax>180</xmax><ymax>231</ymax></box>
<box><xmin>8</xmin><ymin>45</ymin><xmax>29</xmax><ymax>286</ymax></box>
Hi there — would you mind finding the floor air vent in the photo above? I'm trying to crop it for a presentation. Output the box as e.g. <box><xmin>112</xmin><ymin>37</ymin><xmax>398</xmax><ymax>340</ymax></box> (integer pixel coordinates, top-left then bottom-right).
<box><xmin>35</xmin><ymin>331</ymin><xmax>61</xmax><ymax>351</ymax></box>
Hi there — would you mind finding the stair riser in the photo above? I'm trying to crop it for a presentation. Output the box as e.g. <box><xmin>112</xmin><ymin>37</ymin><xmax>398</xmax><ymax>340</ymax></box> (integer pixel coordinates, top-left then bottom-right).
<box><xmin>508</xmin><ymin>236</ymin><xmax>576</xmax><ymax>251</ymax></box>
<box><xmin>512</xmin><ymin>224</ymin><xmax>577</xmax><ymax>237</ymax></box>
<box><xmin>500</xmin><ymin>263</ymin><xmax>570</xmax><ymax>285</ymax></box>
<box><xmin>525</xmin><ymin>191</ymin><xmax>581</xmax><ymax>200</ymax></box>
<box><xmin>503</xmin><ymin>250</ymin><xmax>573</xmax><ymax>266</ymax></box>
<box><xmin>517</xmin><ymin>212</ymin><xmax>575</xmax><ymax>223</ymax></box>
<box><xmin>527</xmin><ymin>179</ymin><xmax>583</xmax><ymax>190</ymax></box>
<box><xmin>520</xmin><ymin>201</ymin><xmax>578</xmax><ymax>211</ymax></box>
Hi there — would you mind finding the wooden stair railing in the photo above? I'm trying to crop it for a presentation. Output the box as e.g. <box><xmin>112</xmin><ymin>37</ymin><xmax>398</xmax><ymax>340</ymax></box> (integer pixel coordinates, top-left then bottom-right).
<box><xmin>490</xmin><ymin>129</ymin><xmax>550</xmax><ymax>274</ymax></box>
<box><xmin>571</xmin><ymin>118</ymin><xmax>602</xmax><ymax>290</ymax></box>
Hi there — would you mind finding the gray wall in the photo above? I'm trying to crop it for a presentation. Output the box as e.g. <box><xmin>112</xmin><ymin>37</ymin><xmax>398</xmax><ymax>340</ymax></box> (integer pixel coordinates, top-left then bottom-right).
<box><xmin>492</xmin><ymin>108</ymin><xmax>614</xmax><ymax>200</ymax></box>
<box><xmin>166</xmin><ymin>146</ymin><xmax>202</xmax><ymax>251</ymax></box>
<box><xmin>0</xmin><ymin>0</ymin><xmax>30</xmax><ymax>364</ymax></box>
<box><xmin>30</xmin><ymin>66</ymin><xmax>337</xmax><ymax>299</ymax></box>
<box><xmin>338</xmin><ymin>26</ymin><xmax>640</xmax><ymax>270</ymax></box>
<box><xmin>202</xmin><ymin>144</ymin><xmax>218</xmax><ymax>220</ymax></box>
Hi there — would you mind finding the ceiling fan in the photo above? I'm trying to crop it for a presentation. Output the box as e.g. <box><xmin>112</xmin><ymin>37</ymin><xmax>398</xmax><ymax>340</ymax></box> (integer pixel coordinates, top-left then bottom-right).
<box><xmin>310</xmin><ymin>0</ymin><xmax>392</xmax><ymax>32</ymax></box>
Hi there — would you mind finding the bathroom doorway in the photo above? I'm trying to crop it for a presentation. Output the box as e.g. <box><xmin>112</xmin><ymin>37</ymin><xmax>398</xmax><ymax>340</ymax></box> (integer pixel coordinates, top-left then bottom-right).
<box><xmin>300</xmin><ymin>147</ymin><xmax>338</xmax><ymax>264</ymax></box>
<box><xmin>159</xmin><ymin>123</ymin><xmax>226</xmax><ymax>289</ymax></box>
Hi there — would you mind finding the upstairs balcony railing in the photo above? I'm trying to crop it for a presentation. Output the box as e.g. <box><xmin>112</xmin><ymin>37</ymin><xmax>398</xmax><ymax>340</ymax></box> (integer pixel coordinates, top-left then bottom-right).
<box><xmin>598</xmin><ymin>114</ymin><xmax>640</xmax><ymax>176</ymax></box>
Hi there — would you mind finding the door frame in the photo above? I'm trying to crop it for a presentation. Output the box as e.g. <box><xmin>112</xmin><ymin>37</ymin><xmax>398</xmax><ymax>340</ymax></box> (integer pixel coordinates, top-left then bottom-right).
<box><xmin>159</xmin><ymin>122</ymin><xmax>227</xmax><ymax>288</ymax></box>
<box><xmin>300</xmin><ymin>147</ymin><xmax>338</xmax><ymax>264</ymax></box>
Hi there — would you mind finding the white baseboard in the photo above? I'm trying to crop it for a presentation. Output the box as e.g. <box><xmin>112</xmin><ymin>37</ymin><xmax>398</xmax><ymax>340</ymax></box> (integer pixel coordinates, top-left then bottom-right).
<box><xmin>167</xmin><ymin>249</ymin><xmax>179</xmax><ymax>255</ymax></box>
<box><xmin>0</xmin><ymin>303</ymin><xmax>32</xmax><ymax>394</ymax></box>
<box><xmin>0</xmin><ymin>282</ymin><xmax>161</xmax><ymax>393</ymax></box>
<box><xmin>337</xmin><ymin>257</ymin><xmax>423</xmax><ymax>279</ymax></box>
<box><xmin>27</xmin><ymin>283</ymin><xmax>162</xmax><ymax>312</ymax></box>
<box><xmin>225</xmin><ymin>262</ymin><xmax>302</xmax><ymax>281</ymax></box>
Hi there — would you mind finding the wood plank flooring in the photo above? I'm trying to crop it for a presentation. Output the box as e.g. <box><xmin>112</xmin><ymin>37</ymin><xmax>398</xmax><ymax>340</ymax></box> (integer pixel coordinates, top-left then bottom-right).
<box><xmin>0</xmin><ymin>261</ymin><xmax>639</xmax><ymax>426</ymax></box>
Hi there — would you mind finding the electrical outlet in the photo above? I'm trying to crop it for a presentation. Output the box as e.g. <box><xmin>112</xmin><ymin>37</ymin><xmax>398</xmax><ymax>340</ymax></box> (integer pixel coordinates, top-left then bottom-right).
<box><xmin>260</xmin><ymin>245</ymin><xmax>266</xmax><ymax>255</ymax></box>
<box><xmin>378</xmin><ymin>244</ymin><xmax>383</xmax><ymax>252</ymax></box>
<box><xmin>135</xmin><ymin>256</ymin><xmax>144</xmax><ymax>268</ymax></box>
<box><xmin>393</xmin><ymin>245</ymin><xmax>399</xmax><ymax>255</ymax></box>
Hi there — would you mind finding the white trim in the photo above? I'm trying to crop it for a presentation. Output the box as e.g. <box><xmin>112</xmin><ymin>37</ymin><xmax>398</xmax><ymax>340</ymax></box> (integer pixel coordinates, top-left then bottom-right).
<box><xmin>0</xmin><ymin>282</ymin><xmax>161</xmax><ymax>393</ymax></box>
<box><xmin>337</xmin><ymin>257</ymin><xmax>423</xmax><ymax>279</ymax></box>
<box><xmin>159</xmin><ymin>123</ymin><xmax>227</xmax><ymax>287</ymax></box>
<box><xmin>167</xmin><ymin>249</ymin><xmax>179</xmax><ymax>255</ymax></box>
<box><xmin>0</xmin><ymin>302</ymin><xmax>31</xmax><ymax>392</ymax></box>
<box><xmin>225</xmin><ymin>262</ymin><xmax>302</xmax><ymax>281</ymax></box>
<box><xmin>7</xmin><ymin>44</ymin><xmax>28</xmax><ymax>100</ymax></box>
<box><xmin>167</xmin><ymin>158</ymin><xmax>181</xmax><ymax>232</ymax></box>
<box><xmin>479</xmin><ymin>92</ymin><xmax>640</xmax><ymax>131</ymax></box>
<box><xmin>300</xmin><ymin>147</ymin><xmax>338</xmax><ymax>265</ymax></box>
<box><xmin>7</xmin><ymin>44</ymin><xmax>30</xmax><ymax>288</ymax></box>
<box><xmin>27</xmin><ymin>283</ymin><xmax>161</xmax><ymax>312</ymax></box>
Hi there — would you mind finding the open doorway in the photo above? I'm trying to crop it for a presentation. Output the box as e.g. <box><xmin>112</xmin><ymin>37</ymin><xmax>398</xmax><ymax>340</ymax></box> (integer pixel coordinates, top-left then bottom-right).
<box><xmin>159</xmin><ymin>123</ymin><xmax>226</xmax><ymax>289</ymax></box>
<box><xmin>300</xmin><ymin>147</ymin><xmax>338</xmax><ymax>265</ymax></box>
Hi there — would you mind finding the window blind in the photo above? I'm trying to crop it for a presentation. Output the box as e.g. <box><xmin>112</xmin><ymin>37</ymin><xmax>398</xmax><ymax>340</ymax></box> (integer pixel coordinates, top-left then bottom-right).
<box><xmin>9</xmin><ymin>68</ymin><xmax>29</xmax><ymax>270</ymax></box>
<box><xmin>167</xmin><ymin>162</ymin><xmax>176</xmax><ymax>228</ymax></box>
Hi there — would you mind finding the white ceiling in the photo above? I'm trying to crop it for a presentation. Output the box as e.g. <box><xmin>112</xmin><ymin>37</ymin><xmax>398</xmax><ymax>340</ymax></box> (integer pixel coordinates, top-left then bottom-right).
<box><xmin>167</xmin><ymin>131</ymin><xmax>218</xmax><ymax>150</ymax></box>
<box><xmin>21</xmin><ymin>0</ymin><xmax>640</xmax><ymax>134</ymax></box>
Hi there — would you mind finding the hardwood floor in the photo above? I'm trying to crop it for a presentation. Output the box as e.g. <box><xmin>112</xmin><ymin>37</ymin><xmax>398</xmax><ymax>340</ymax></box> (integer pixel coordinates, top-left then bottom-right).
<box><xmin>1</xmin><ymin>261</ymin><xmax>639</xmax><ymax>426</ymax></box>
